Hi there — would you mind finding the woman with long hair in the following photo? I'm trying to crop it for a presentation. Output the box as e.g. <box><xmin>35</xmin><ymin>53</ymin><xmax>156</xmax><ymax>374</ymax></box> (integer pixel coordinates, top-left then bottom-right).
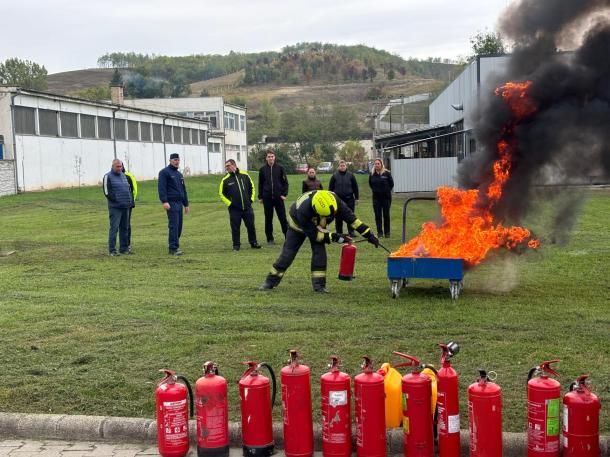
<box><xmin>368</xmin><ymin>158</ymin><xmax>394</xmax><ymax>237</ymax></box>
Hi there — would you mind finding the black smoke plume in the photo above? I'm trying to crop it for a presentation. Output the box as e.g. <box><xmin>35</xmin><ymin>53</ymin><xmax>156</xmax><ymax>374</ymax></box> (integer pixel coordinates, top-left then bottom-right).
<box><xmin>458</xmin><ymin>0</ymin><xmax>610</xmax><ymax>242</ymax></box>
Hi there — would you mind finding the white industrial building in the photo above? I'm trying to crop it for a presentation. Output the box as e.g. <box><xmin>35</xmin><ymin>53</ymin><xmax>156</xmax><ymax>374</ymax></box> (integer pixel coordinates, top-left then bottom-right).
<box><xmin>123</xmin><ymin>96</ymin><xmax>248</xmax><ymax>172</ymax></box>
<box><xmin>375</xmin><ymin>55</ymin><xmax>509</xmax><ymax>192</ymax></box>
<box><xmin>0</xmin><ymin>86</ymin><xmax>211</xmax><ymax>195</ymax></box>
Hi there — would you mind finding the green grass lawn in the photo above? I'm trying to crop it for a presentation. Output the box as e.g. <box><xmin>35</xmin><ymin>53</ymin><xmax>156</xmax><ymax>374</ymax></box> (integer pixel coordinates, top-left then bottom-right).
<box><xmin>0</xmin><ymin>173</ymin><xmax>608</xmax><ymax>433</ymax></box>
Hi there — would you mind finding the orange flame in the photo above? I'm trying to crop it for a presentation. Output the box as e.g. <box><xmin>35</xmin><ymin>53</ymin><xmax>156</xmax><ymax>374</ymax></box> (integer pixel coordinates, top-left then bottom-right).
<box><xmin>391</xmin><ymin>81</ymin><xmax>540</xmax><ymax>266</ymax></box>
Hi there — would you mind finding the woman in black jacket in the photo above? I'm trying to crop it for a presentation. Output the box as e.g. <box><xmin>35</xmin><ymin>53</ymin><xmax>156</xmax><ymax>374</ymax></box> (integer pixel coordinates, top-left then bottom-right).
<box><xmin>368</xmin><ymin>158</ymin><xmax>394</xmax><ymax>238</ymax></box>
<box><xmin>302</xmin><ymin>167</ymin><xmax>323</xmax><ymax>193</ymax></box>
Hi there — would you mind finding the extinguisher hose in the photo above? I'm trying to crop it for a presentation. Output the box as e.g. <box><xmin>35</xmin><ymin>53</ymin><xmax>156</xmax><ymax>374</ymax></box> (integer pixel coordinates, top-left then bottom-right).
<box><xmin>259</xmin><ymin>363</ymin><xmax>277</xmax><ymax>410</ymax></box>
<box><xmin>176</xmin><ymin>375</ymin><xmax>194</xmax><ymax>418</ymax></box>
<box><xmin>527</xmin><ymin>366</ymin><xmax>538</xmax><ymax>383</ymax></box>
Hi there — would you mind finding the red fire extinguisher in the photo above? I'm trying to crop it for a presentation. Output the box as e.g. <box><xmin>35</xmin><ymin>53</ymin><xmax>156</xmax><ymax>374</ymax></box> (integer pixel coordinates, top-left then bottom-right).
<box><xmin>321</xmin><ymin>356</ymin><xmax>352</xmax><ymax>457</ymax></box>
<box><xmin>562</xmin><ymin>375</ymin><xmax>600</xmax><ymax>457</ymax></box>
<box><xmin>338</xmin><ymin>241</ymin><xmax>357</xmax><ymax>281</ymax></box>
<box><xmin>354</xmin><ymin>356</ymin><xmax>386</xmax><ymax>457</ymax></box>
<box><xmin>527</xmin><ymin>360</ymin><xmax>561</xmax><ymax>457</ymax></box>
<box><xmin>393</xmin><ymin>351</ymin><xmax>434</xmax><ymax>457</ymax></box>
<box><xmin>468</xmin><ymin>369</ymin><xmax>503</xmax><ymax>457</ymax></box>
<box><xmin>239</xmin><ymin>360</ymin><xmax>277</xmax><ymax>457</ymax></box>
<box><xmin>156</xmin><ymin>369</ymin><xmax>194</xmax><ymax>457</ymax></box>
<box><xmin>436</xmin><ymin>341</ymin><xmax>460</xmax><ymax>457</ymax></box>
<box><xmin>281</xmin><ymin>350</ymin><xmax>314</xmax><ymax>457</ymax></box>
<box><xmin>195</xmin><ymin>361</ymin><xmax>229</xmax><ymax>457</ymax></box>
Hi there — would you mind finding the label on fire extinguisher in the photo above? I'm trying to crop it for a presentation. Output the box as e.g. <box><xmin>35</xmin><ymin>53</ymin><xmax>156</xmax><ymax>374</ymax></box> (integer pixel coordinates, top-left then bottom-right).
<box><xmin>528</xmin><ymin>397</ymin><xmax>560</xmax><ymax>452</ymax></box>
<box><xmin>162</xmin><ymin>400</ymin><xmax>188</xmax><ymax>441</ymax></box>
<box><xmin>329</xmin><ymin>390</ymin><xmax>347</xmax><ymax>407</ymax></box>
<box><xmin>562</xmin><ymin>405</ymin><xmax>568</xmax><ymax>432</ymax></box>
<box><xmin>448</xmin><ymin>414</ymin><xmax>460</xmax><ymax>433</ymax></box>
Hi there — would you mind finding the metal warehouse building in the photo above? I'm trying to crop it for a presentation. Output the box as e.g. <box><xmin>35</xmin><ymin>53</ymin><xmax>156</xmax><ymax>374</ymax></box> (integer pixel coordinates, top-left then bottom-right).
<box><xmin>375</xmin><ymin>55</ymin><xmax>508</xmax><ymax>192</ymax></box>
<box><xmin>0</xmin><ymin>86</ymin><xmax>211</xmax><ymax>195</ymax></box>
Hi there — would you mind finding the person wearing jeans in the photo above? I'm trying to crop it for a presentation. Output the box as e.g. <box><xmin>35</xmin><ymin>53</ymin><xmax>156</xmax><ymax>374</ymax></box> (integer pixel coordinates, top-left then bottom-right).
<box><xmin>158</xmin><ymin>153</ymin><xmax>190</xmax><ymax>255</ymax></box>
<box><xmin>102</xmin><ymin>159</ymin><xmax>134</xmax><ymax>256</ymax></box>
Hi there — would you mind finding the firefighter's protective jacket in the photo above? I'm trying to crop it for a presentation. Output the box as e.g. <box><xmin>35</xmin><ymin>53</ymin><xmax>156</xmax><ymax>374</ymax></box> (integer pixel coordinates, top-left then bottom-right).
<box><xmin>288</xmin><ymin>191</ymin><xmax>372</xmax><ymax>243</ymax></box>
<box><xmin>219</xmin><ymin>169</ymin><xmax>256</xmax><ymax>211</ymax></box>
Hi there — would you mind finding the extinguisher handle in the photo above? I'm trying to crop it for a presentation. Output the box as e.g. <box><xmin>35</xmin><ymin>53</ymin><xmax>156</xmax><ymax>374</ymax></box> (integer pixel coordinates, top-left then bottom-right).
<box><xmin>258</xmin><ymin>363</ymin><xmax>277</xmax><ymax>411</ymax></box>
<box><xmin>540</xmin><ymin>360</ymin><xmax>560</xmax><ymax>378</ymax></box>
<box><xmin>392</xmin><ymin>351</ymin><xmax>421</xmax><ymax>369</ymax></box>
<box><xmin>176</xmin><ymin>374</ymin><xmax>194</xmax><ymax>418</ymax></box>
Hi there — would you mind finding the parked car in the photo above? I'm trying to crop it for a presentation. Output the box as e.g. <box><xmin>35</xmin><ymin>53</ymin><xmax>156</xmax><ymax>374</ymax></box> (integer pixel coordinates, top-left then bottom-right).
<box><xmin>317</xmin><ymin>162</ymin><xmax>333</xmax><ymax>173</ymax></box>
<box><xmin>295</xmin><ymin>163</ymin><xmax>309</xmax><ymax>174</ymax></box>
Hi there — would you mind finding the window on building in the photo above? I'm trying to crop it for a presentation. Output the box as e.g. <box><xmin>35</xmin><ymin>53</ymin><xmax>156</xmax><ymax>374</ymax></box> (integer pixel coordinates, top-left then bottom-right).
<box><xmin>114</xmin><ymin>119</ymin><xmax>126</xmax><ymax>140</ymax></box>
<box><xmin>152</xmin><ymin>124</ymin><xmax>163</xmax><ymax>142</ymax></box>
<box><xmin>80</xmin><ymin>114</ymin><xmax>96</xmax><ymax>138</ymax></box>
<box><xmin>164</xmin><ymin>125</ymin><xmax>173</xmax><ymax>143</ymax></box>
<box><xmin>224</xmin><ymin>112</ymin><xmax>237</xmax><ymax>130</ymax></box>
<box><xmin>59</xmin><ymin>112</ymin><xmax>78</xmax><ymax>138</ymax></box>
<box><xmin>193</xmin><ymin>111</ymin><xmax>218</xmax><ymax>128</ymax></box>
<box><xmin>140</xmin><ymin>122</ymin><xmax>151</xmax><ymax>142</ymax></box>
<box><xmin>127</xmin><ymin>120</ymin><xmax>139</xmax><ymax>141</ymax></box>
<box><xmin>199</xmin><ymin>130</ymin><xmax>207</xmax><ymax>145</ymax></box>
<box><xmin>173</xmin><ymin>126</ymin><xmax>182</xmax><ymax>144</ymax></box>
<box><xmin>192</xmin><ymin>129</ymin><xmax>199</xmax><ymax>145</ymax></box>
<box><xmin>184</xmin><ymin>128</ymin><xmax>192</xmax><ymax>145</ymax></box>
<box><xmin>39</xmin><ymin>109</ymin><xmax>59</xmax><ymax>136</ymax></box>
<box><xmin>98</xmin><ymin>117</ymin><xmax>112</xmax><ymax>139</ymax></box>
<box><xmin>14</xmin><ymin>106</ymin><xmax>36</xmax><ymax>135</ymax></box>
<box><xmin>208</xmin><ymin>141</ymin><xmax>221</xmax><ymax>153</ymax></box>
<box><xmin>239</xmin><ymin>115</ymin><xmax>246</xmax><ymax>131</ymax></box>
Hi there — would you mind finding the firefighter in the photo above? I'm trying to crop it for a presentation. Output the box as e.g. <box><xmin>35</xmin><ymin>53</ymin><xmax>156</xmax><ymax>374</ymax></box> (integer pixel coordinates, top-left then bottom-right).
<box><xmin>259</xmin><ymin>190</ymin><xmax>380</xmax><ymax>293</ymax></box>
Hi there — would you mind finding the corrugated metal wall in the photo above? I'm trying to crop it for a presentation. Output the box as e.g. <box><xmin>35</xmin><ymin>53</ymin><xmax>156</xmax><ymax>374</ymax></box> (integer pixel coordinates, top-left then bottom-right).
<box><xmin>390</xmin><ymin>157</ymin><xmax>458</xmax><ymax>192</ymax></box>
<box><xmin>429</xmin><ymin>60</ymin><xmax>478</xmax><ymax>129</ymax></box>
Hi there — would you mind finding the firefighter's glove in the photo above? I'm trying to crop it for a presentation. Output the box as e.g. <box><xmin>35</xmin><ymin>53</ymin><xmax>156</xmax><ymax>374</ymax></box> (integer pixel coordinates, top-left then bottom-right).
<box><xmin>366</xmin><ymin>232</ymin><xmax>380</xmax><ymax>248</ymax></box>
<box><xmin>331</xmin><ymin>233</ymin><xmax>352</xmax><ymax>244</ymax></box>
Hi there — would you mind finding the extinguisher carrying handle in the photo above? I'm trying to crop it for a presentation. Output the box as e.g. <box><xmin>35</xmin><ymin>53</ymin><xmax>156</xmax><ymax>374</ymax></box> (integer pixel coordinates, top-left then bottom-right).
<box><xmin>527</xmin><ymin>359</ymin><xmax>560</xmax><ymax>381</ymax></box>
<box><xmin>392</xmin><ymin>351</ymin><xmax>422</xmax><ymax>370</ymax></box>
<box><xmin>258</xmin><ymin>363</ymin><xmax>277</xmax><ymax>410</ymax></box>
<box><xmin>569</xmin><ymin>374</ymin><xmax>590</xmax><ymax>392</ymax></box>
<box><xmin>175</xmin><ymin>374</ymin><xmax>194</xmax><ymax>418</ymax></box>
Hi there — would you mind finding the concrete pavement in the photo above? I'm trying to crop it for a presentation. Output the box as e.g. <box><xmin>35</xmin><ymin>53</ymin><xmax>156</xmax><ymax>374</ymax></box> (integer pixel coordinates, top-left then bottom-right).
<box><xmin>1</xmin><ymin>413</ymin><xmax>609</xmax><ymax>457</ymax></box>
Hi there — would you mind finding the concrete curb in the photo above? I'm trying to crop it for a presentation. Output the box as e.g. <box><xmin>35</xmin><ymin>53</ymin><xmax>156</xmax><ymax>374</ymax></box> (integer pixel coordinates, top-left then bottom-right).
<box><xmin>1</xmin><ymin>413</ymin><xmax>608</xmax><ymax>456</ymax></box>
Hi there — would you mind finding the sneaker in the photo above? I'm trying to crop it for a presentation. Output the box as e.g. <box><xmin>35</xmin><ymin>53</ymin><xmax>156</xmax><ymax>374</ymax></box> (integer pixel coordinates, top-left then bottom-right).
<box><xmin>251</xmin><ymin>243</ymin><xmax>262</xmax><ymax>249</ymax></box>
<box><xmin>120</xmin><ymin>249</ymin><xmax>133</xmax><ymax>255</ymax></box>
<box><xmin>108</xmin><ymin>251</ymin><xmax>120</xmax><ymax>257</ymax></box>
<box><xmin>169</xmin><ymin>249</ymin><xmax>184</xmax><ymax>256</ymax></box>
<box><xmin>233</xmin><ymin>245</ymin><xmax>240</xmax><ymax>251</ymax></box>
<box><xmin>385</xmin><ymin>233</ymin><xmax>391</xmax><ymax>239</ymax></box>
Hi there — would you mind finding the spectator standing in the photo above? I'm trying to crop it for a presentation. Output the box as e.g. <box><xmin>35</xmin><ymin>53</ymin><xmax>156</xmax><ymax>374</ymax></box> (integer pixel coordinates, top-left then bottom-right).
<box><xmin>302</xmin><ymin>167</ymin><xmax>323</xmax><ymax>193</ymax></box>
<box><xmin>102</xmin><ymin>159</ymin><xmax>134</xmax><ymax>256</ymax></box>
<box><xmin>258</xmin><ymin>150</ymin><xmax>289</xmax><ymax>245</ymax></box>
<box><xmin>158</xmin><ymin>153</ymin><xmax>190</xmax><ymax>256</ymax></box>
<box><xmin>368</xmin><ymin>158</ymin><xmax>394</xmax><ymax>238</ymax></box>
<box><xmin>329</xmin><ymin>160</ymin><xmax>359</xmax><ymax>236</ymax></box>
<box><xmin>122</xmin><ymin>164</ymin><xmax>137</xmax><ymax>253</ymax></box>
<box><xmin>220</xmin><ymin>159</ymin><xmax>262</xmax><ymax>251</ymax></box>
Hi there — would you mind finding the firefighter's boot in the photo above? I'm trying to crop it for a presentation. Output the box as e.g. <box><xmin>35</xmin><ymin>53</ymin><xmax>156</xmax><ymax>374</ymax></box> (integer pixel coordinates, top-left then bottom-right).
<box><xmin>259</xmin><ymin>271</ymin><xmax>283</xmax><ymax>290</ymax></box>
<box><xmin>312</xmin><ymin>276</ymin><xmax>329</xmax><ymax>293</ymax></box>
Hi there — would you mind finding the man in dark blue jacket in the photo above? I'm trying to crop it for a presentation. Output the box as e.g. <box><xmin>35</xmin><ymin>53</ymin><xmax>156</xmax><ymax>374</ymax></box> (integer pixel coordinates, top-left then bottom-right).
<box><xmin>158</xmin><ymin>153</ymin><xmax>190</xmax><ymax>255</ymax></box>
<box><xmin>103</xmin><ymin>159</ymin><xmax>134</xmax><ymax>256</ymax></box>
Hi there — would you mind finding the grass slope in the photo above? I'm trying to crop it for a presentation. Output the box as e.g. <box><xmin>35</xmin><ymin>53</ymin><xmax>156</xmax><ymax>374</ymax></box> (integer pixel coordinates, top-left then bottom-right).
<box><xmin>0</xmin><ymin>175</ymin><xmax>608</xmax><ymax>432</ymax></box>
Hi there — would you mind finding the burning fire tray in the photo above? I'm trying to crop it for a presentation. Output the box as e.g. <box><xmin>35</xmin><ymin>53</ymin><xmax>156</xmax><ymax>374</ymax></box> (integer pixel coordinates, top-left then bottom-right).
<box><xmin>388</xmin><ymin>196</ymin><xmax>465</xmax><ymax>300</ymax></box>
<box><xmin>387</xmin><ymin>256</ymin><xmax>464</xmax><ymax>299</ymax></box>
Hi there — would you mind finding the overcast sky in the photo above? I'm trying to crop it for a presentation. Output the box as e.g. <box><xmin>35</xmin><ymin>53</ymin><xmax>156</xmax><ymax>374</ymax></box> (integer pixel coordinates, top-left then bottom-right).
<box><xmin>2</xmin><ymin>0</ymin><xmax>513</xmax><ymax>74</ymax></box>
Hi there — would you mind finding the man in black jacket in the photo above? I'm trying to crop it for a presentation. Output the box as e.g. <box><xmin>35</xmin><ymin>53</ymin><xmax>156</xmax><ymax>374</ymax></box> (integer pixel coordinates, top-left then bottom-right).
<box><xmin>328</xmin><ymin>160</ymin><xmax>359</xmax><ymax>236</ymax></box>
<box><xmin>258</xmin><ymin>149</ymin><xmax>289</xmax><ymax>245</ymax></box>
<box><xmin>220</xmin><ymin>159</ymin><xmax>262</xmax><ymax>251</ymax></box>
<box><xmin>158</xmin><ymin>153</ymin><xmax>190</xmax><ymax>256</ymax></box>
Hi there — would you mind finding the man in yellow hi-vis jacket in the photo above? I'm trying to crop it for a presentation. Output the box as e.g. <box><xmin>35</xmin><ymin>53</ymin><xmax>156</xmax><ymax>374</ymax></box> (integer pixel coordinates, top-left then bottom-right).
<box><xmin>260</xmin><ymin>190</ymin><xmax>380</xmax><ymax>293</ymax></box>
<box><xmin>219</xmin><ymin>159</ymin><xmax>262</xmax><ymax>251</ymax></box>
<box><xmin>122</xmin><ymin>163</ymin><xmax>138</xmax><ymax>253</ymax></box>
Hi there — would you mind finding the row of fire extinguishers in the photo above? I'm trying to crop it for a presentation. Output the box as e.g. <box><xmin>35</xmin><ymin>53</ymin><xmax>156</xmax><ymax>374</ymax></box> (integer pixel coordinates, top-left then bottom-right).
<box><xmin>155</xmin><ymin>345</ymin><xmax>601</xmax><ymax>457</ymax></box>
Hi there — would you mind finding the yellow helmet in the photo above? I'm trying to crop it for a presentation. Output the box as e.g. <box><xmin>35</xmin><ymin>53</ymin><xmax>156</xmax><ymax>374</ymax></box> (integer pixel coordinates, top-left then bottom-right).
<box><xmin>312</xmin><ymin>190</ymin><xmax>337</xmax><ymax>216</ymax></box>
